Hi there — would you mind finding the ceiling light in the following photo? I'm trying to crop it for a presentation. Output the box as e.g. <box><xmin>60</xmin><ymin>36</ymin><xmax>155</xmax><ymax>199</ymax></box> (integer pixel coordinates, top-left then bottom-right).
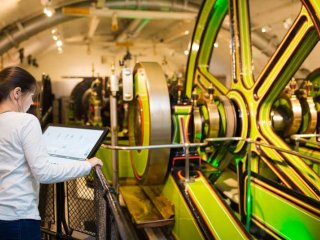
<box><xmin>57</xmin><ymin>47</ymin><xmax>63</xmax><ymax>54</ymax></box>
<box><xmin>261</xmin><ymin>25</ymin><xmax>271</xmax><ymax>33</ymax></box>
<box><xmin>42</xmin><ymin>0</ymin><xmax>55</xmax><ymax>17</ymax></box>
<box><xmin>51</xmin><ymin>28</ymin><xmax>61</xmax><ymax>41</ymax></box>
<box><xmin>56</xmin><ymin>40</ymin><xmax>63</xmax><ymax>47</ymax></box>
<box><xmin>51</xmin><ymin>28</ymin><xmax>57</xmax><ymax>35</ymax></box>
<box><xmin>184</xmin><ymin>50</ymin><xmax>189</xmax><ymax>55</ymax></box>
<box><xmin>184</xmin><ymin>30</ymin><xmax>190</xmax><ymax>35</ymax></box>
<box><xmin>51</xmin><ymin>28</ymin><xmax>64</xmax><ymax>52</ymax></box>
<box><xmin>283</xmin><ymin>18</ymin><xmax>292</xmax><ymax>29</ymax></box>
<box><xmin>214</xmin><ymin>42</ymin><xmax>219</xmax><ymax>48</ymax></box>
<box><xmin>191</xmin><ymin>42</ymin><xmax>199</xmax><ymax>52</ymax></box>
<box><xmin>43</xmin><ymin>6</ymin><xmax>55</xmax><ymax>17</ymax></box>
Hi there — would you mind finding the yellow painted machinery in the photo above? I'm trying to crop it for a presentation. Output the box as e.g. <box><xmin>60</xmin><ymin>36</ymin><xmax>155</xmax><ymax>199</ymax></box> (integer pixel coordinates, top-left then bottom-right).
<box><xmin>95</xmin><ymin>0</ymin><xmax>320</xmax><ymax>239</ymax></box>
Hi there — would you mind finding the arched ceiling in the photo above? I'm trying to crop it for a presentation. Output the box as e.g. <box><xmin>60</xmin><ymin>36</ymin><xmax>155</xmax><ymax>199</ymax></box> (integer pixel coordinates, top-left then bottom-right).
<box><xmin>0</xmin><ymin>0</ymin><xmax>200</xmax><ymax>58</ymax></box>
<box><xmin>0</xmin><ymin>0</ymin><xmax>317</xmax><ymax>80</ymax></box>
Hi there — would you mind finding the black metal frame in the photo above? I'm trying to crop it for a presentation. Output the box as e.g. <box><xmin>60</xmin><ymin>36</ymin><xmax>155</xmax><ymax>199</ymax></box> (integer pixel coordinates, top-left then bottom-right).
<box><xmin>94</xmin><ymin>166</ymin><xmax>139</xmax><ymax>240</ymax></box>
<box><xmin>40</xmin><ymin>167</ymin><xmax>139</xmax><ymax>240</ymax></box>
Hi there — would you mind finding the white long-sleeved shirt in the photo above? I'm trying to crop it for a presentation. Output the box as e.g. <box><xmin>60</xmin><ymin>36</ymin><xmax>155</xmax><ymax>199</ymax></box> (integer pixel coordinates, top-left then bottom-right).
<box><xmin>0</xmin><ymin>112</ymin><xmax>92</xmax><ymax>220</ymax></box>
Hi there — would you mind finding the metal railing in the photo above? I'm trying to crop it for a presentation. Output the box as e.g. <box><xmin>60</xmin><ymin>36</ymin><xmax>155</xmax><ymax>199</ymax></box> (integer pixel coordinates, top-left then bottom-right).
<box><xmin>101</xmin><ymin>135</ymin><xmax>320</xmax><ymax>181</ymax></box>
<box><xmin>102</xmin><ymin>142</ymin><xmax>207</xmax><ymax>183</ymax></box>
<box><xmin>94</xmin><ymin>166</ymin><xmax>139</xmax><ymax>240</ymax></box>
<box><xmin>291</xmin><ymin>134</ymin><xmax>320</xmax><ymax>152</ymax></box>
<box><xmin>101</xmin><ymin>135</ymin><xmax>319</xmax><ymax>233</ymax></box>
<box><xmin>39</xmin><ymin>134</ymin><xmax>319</xmax><ymax>239</ymax></box>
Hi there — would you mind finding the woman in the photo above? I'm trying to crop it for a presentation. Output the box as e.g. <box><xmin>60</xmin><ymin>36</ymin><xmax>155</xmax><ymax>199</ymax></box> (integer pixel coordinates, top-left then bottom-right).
<box><xmin>0</xmin><ymin>66</ymin><xmax>103</xmax><ymax>240</ymax></box>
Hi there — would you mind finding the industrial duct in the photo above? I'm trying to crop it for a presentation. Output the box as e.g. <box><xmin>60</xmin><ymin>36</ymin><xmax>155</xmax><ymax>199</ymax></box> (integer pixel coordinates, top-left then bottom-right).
<box><xmin>0</xmin><ymin>1</ymin><xmax>199</xmax><ymax>56</ymax></box>
<box><xmin>0</xmin><ymin>11</ymin><xmax>75</xmax><ymax>56</ymax></box>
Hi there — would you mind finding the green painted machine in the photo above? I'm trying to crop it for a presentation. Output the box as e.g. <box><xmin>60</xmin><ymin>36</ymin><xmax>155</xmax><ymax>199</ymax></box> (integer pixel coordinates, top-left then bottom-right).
<box><xmin>96</xmin><ymin>0</ymin><xmax>320</xmax><ymax>239</ymax></box>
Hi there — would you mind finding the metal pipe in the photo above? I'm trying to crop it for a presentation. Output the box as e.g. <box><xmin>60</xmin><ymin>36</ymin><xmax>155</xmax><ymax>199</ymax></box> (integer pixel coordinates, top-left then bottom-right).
<box><xmin>95</xmin><ymin>166</ymin><xmax>139</xmax><ymax>240</ymax></box>
<box><xmin>205</xmin><ymin>137</ymin><xmax>246</xmax><ymax>142</ymax></box>
<box><xmin>185</xmin><ymin>144</ymin><xmax>190</xmax><ymax>182</ymax></box>
<box><xmin>295</xmin><ymin>138</ymin><xmax>320</xmax><ymax>147</ymax></box>
<box><xmin>101</xmin><ymin>136</ymin><xmax>244</xmax><ymax>150</ymax></box>
<box><xmin>253</xmin><ymin>141</ymin><xmax>320</xmax><ymax>164</ymax></box>
<box><xmin>291</xmin><ymin>133</ymin><xmax>320</xmax><ymax>151</ymax></box>
<box><xmin>291</xmin><ymin>134</ymin><xmax>320</xmax><ymax>140</ymax></box>
<box><xmin>109</xmin><ymin>69</ymin><xmax>119</xmax><ymax>193</ymax></box>
<box><xmin>106</xmin><ymin>1</ymin><xmax>199</xmax><ymax>12</ymax></box>
<box><xmin>101</xmin><ymin>142</ymin><xmax>207</xmax><ymax>150</ymax></box>
<box><xmin>102</xmin><ymin>135</ymin><xmax>319</xmax><ymax>163</ymax></box>
<box><xmin>0</xmin><ymin>11</ymin><xmax>75</xmax><ymax>55</ymax></box>
<box><xmin>0</xmin><ymin>1</ymin><xmax>200</xmax><ymax>55</ymax></box>
<box><xmin>70</xmin><ymin>8</ymin><xmax>197</xmax><ymax>19</ymax></box>
<box><xmin>116</xmin><ymin>19</ymin><xmax>142</xmax><ymax>42</ymax></box>
<box><xmin>206</xmin><ymin>137</ymin><xmax>320</xmax><ymax>164</ymax></box>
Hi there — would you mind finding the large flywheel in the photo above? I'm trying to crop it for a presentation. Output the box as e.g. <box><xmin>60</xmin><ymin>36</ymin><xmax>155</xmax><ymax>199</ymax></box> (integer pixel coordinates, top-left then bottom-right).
<box><xmin>185</xmin><ymin>0</ymin><xmax>320</xmax><ymax>199</ymax></box>
<box><xmin>121</xmin><ymin>1</ymin><xmax>320</xmax><ymax>238</ymax></box>
<box><xmin>128</xmin><ymin>62</ymin><xmax>172</xmax><ymax>185</ymax></box>
<box><xmin>182</xmin><ymin>0</ymin><xmax>320</xmax><ymax>238</ymax></box>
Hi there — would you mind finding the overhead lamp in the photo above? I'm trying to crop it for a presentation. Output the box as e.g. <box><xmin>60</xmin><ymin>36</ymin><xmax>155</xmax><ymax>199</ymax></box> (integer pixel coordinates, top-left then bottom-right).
<box><xmin>56</xmin><ymin>40</ymin><xmax>63</xmax><ymax>47</ymax></box>
<box><xmin>51</xmin><ymin>28</ymin><xmax>60</xmax><ymax>40</ymax></box>
<box><xmin>43</xmin><ymin>6</ymin><xmax>55</xmax><ymax>17</ymax></box>
<box><xmin>41</xmin><ymin>0</ymin><xmax>55</xmax><ymax>17</ymax></box>
<box><xmin>191</xmin><ymin>42</ymin><xmax>199</xmax><ymax>52</ymax></box>
<box><xmin>51</xmin><ymin>28</ymin><xmax>57</xmax><ymax>35</ymax></box>
<box><xmin>184</xmin><ymin>50</ymin><xmax>189</xmax><ymax>56</ymax></box>
<box><xmin>52</xmin><ymin>35</ymin><xmax>59</xmax><ymax>41</ymax></box>
<box><xmin>50</xmin><ymin>27</ymin><xmax>63</xmax><ymax>53</ymax></box>
<box><xmin>261</xmin><ymin>25</ymin><xmax>271</xmax><ymax>33</ymax></box>
<box><xmin>214</xmin><ymin>42</ymin><xmax>219</xmax><ymax>48</ymax></box>
<box><xmin>57</xmin><ymin>47</ymin><xmax>63</xmax><ymax>54</ymax></box>
<box><xmin>283</xmin><ymin>18</ymin><xmax>292</xmax><ymax>29</ymax></box>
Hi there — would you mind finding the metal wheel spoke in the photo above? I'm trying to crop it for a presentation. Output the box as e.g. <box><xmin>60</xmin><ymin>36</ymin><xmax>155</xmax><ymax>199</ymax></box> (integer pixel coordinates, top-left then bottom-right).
<box><xmin>254</xmin><ymin>8</ymin><xmax>317</xmax><ymax>101</ymax></box>
<box><xmin>186</xmin><ymin>0</ymin><xmax>320</xmax><ymax>199</ymax></box>
<box><xmin>230</xmin><ymin>0</ymin><xmax>254</xmax><ymax>89</ymax></box>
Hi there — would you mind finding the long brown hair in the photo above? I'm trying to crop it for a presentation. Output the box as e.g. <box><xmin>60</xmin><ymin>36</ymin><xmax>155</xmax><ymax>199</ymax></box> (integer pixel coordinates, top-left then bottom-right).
<box><xmin>0</xmin><ymin>66</ymin><xmax>36</xmax><ymax>102</ymax></box>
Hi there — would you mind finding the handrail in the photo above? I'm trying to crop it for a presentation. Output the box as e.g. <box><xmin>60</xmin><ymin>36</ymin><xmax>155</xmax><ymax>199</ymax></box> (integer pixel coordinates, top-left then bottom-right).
<box><xmin>100</xmin><ymin>136</ymin><xmax>319</xmax><ymax>234</ymax></box>
<box><xmin>101</xmin><ymin>137</ymin><xmax>239</xmax><ymax>183</ymax></box>
<box><xmin>102</xmin><ymin>136</ymin><xmax>319</xmax><ymax>163</ymax></box>
<box><xmin>291</xmin><ymin>134</ymin><xmax>320</xmax><ymax>149</ymax></box>
<box><xmin>291</xmin><ymin>134</ymin><xmax>320</xmax><ymax>140</ymax></box>
<box><xmin>101</xmin><ymin>142</ymin><xmax>207</xmax><ymax>150</ymax></box>
<box><xmin>94</xmin><ymin>166</ymin><xmax>139</xmax><ymax>240</ymax></box>
<box><xmin>252</xmin><ymin>140</ymin><xmax>320</xmax><ymax>164</ymax></box>
<box><xmin>294</xmin><ymin>138</ymin><xmax>320</xmax><ymax>146</ymax></box>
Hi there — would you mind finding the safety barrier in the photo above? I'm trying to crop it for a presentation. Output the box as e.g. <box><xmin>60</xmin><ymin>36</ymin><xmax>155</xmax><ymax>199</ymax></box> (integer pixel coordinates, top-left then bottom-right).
<box><xmin>102</xmin><ymin>136</ymin><xmax>319</xmax><ymax>232</ymax></box>
<box><xmin>40</xmin><ymin>136</ymin><xmax>318</xmax><ymax>239</ymax></box>
<box><xmin>93</xmin><ymin>166</ymin><xmax>139</xmax><ymax>240</ymax></box>
<box><xmin>40</xmin><ymin>166</ymin><xmax>138</xmax><ymax>240</ymax></box>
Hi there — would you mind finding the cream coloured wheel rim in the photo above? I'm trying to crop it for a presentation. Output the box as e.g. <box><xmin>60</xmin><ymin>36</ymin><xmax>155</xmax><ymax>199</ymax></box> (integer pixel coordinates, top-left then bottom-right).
<box><xmin>128</xmin><ymin>62</ymin><xmax>172</xmax><ymax>185</ymax></box>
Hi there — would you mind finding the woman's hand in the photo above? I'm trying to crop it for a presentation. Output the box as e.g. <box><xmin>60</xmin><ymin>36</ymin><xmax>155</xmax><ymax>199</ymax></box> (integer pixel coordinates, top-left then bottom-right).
<box><xmin>87</xmin><ymin>157</ymin><xmax>103</xmax><ymax>167</ymax></box>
